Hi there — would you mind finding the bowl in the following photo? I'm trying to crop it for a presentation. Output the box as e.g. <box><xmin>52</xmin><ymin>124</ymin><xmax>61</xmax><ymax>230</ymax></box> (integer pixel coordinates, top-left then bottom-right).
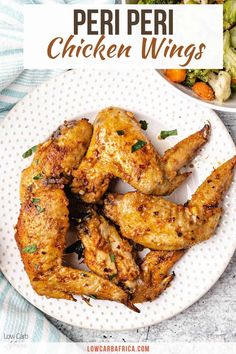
<box><xmin>122</xmin><ymin>0</ymin><xmax>236</xmax><ymax>112</ymax></box>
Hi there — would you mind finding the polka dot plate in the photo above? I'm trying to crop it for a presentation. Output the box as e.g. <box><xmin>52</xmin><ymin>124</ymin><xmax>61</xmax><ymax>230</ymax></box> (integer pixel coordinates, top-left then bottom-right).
<box><xmin>0</xmin><ymin>69</ymin><xmax>235</xmax><ymax>330</ymax></box>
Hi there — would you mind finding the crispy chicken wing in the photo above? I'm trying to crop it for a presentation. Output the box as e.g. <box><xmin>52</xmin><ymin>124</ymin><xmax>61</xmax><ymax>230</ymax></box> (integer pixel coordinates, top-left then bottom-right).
<box><xmin>104</xmin><ymin>156</ymin><xmax>236</xmax><ymax>250</ymax></box>
<box><xmin>72</xmin><ymin>107</ymin><xmax>210</xmax><ymax>203</ymax></box>
<box><xmin>20</xmin><ymin>119</ymin><xmax>93</xmax><ymax>201</ymax></box>
<box><xmin>78</xmin><ymin>210</ymin><xmax>140</xmax><ymax>293</ymax></box>
<box><xmin>16</xmin><ymin>120</ymin><xmax>138</xmax><ymax>311</ymax></box>
<box><xmin>132</xmin><ymin>250</ymin><xmax>184</xmax><ymax>303</ymax></box>
<box><xmin>16</xmin><ymin>188</ymin><xmax>132</xmax><ymax>306</ymax></box>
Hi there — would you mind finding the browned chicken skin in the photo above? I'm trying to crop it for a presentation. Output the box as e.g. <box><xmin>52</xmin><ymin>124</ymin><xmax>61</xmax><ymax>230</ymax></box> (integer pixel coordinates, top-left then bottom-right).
<box><xmin>78</xmin><ymin>210</ymin><xmax>140</xmax><ymax>293</ymax></box>
<box><xmin>72</xmin><ymin>107</ymin><xmax>210</xmax><ymax>203</ymax></box>
<box><xmin>20</xmin><ymin>119</ymin><xmax>93</xmax><ymax>201</ymax></box>
<box><xmin>104</xmin><ymin>156</ymin><xmax>236</xmax><ymax>250</ymax></box>
<box><xmin>77</xmin><ymin>209</ymin><xmax>183</xmax><ymax>301</ymax></box>
<box><xmin>16</xmin><ymin>187</ymin><xmax>131</xmax><ymax>305</ymax></box>
<box><xmin>132</xmin><ymin>250</ymin><xmax>184</xmax><ymax>303</ymax></box>
<box><xmin>16</xmin><ymin>108</ymin><xmax>234</xmax><ymax>310</ymax></box>
<box><xmin>16</xmin><ymin>119</ymin><xmax>138</xmax><ymax>311</ymax></box>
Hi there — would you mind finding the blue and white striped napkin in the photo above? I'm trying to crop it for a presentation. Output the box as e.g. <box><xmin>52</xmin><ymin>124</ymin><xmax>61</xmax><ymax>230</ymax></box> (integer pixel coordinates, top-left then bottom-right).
<box><xmin>0</xmin><ymin>0</ymin><xmax>114</xmax><ymax>343</ymax></box>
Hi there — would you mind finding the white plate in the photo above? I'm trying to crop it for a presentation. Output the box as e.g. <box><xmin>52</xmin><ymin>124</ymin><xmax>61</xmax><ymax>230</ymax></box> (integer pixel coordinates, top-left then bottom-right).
<box><xmin>122</xmin><ymin>0</ymin><xmax>236</xmax><ymax>112</ymax></box>
<box><xmin>0</xmin><ymin>69</ymin><xmax>235</xmax><ymax>331</ymax></box>
<box><xmin>157</xmin><ymin>71</ymin><xmax>236</xmax><ymax>113</ymax></box>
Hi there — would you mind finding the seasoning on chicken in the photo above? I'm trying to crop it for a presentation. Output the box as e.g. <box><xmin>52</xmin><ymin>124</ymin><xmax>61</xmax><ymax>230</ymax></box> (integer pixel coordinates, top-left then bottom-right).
<box><xmin>16</xmin><ymin>119</ymin><xmax>139</xmax><ymax>311</ymax></box>
<box><xmin>132</xmin><ymin>250</ymin><xmax>184</xmax><ymax>303</ymax></box>
<box><xmin>104</xmin><ymin>156</ymin><xmax>236</xmax><ymax>250</ymax></box>
<box><xmin>72</xmin><ymin>107</ymin><xmax>210</xmax><ymax>203</ymax></box>
<box><xmin>78</xmin><ymin>210</ymin><xmax>140</xmax><ymax>293</ymax></box>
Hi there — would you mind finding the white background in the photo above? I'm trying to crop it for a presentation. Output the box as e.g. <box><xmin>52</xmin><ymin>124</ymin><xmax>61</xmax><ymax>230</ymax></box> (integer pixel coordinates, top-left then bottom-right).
<box><xmin>24</xmin><ymin>5</ymin><xmax>223</xmax><ymax>69</ymax></box>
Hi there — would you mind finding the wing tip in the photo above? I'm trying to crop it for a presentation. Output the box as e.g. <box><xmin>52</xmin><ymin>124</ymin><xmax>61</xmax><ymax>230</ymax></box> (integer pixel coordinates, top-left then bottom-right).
<box><xmin>202</xmin><ymin>122</ymin><xmax>211</xmax><ymax>140</ymax></box>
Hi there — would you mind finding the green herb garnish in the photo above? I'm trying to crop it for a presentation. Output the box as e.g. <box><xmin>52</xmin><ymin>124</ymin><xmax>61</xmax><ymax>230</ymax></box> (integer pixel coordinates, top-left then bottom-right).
<box><xmin>22</xmin><ymin>145</ymin><xmax>37</xmax><ymax>158</ymax></box>
<box><xmin>23</xmin><ymin>244</ymin><xmax>38</xmax><ymax>254</ymax></box>
<box><xmin>131</xmin><ymin>140</ymin><xmax>147</xmax><ymax>153</ymax></box>
<box><xmin>88</xmin><ymin>294</ymin><xmax>97</xmax><ymax>299</ymax></box>
<box><xmin>33</xmin><ymin>173</ymin><xmax>42</xmax><ymax>180</ymax></box>
<box><xmin>34</xmin><ymin>264</ymin><xmax>39</xmax><ymax>270</ymax></box>
<box><xmin>110</xmin><ymin>254</ymin><xmax>115</xmax><ymax>263</ymax></box>
<box><xmin>159</xmin><ymin>129</ymin><xmax>178</xmax><ymax>140</ymax></box>
<box><xmin>117</xmin><ymin>130</ymin><xmax>125</xmax><ymax>136</ymax></box>
<box><xmin>108</xmin><ymin>274</ymin><xmax>116</xmax><ymax>281</ymax></box>
<box><xmin>35</xmin><ymin>205</ymin><xmax>45</xmax><ymax>213</ymax></box>
<box><xmin>139</xmin><ymin>120</ymin><xmax>148</xmax><ymax>130</ymax></box>
<box><xmin>31</xmin><ymin>198</ymin><xmax>45</xmax><ymax>213</ymax></box>
<box><xmin>32</xmin><ymin>198</ymin><xmax>40</xmax><ymax>204</ymax></box>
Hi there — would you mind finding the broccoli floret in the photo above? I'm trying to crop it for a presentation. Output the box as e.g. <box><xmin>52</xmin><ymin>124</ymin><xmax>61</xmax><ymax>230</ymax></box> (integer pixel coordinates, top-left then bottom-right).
<box><xmin>231</xmin><ymin>83</ymin><xmax>236</xmax><ymax>92</ymax></box>
<box><xmin>138</xmin><ymin>0</ymin><xmax>180</xmax><ymax>4</ymax></box>
<box><xmin>184</xmin><ymin>71</ymin><xmax>197</xmax><ymax>87</ymax></box>
<box><xmin>184</xmin><ymin>0</ymin><xmax>211</xmax><ymax>3</ymax></box>
<box><xmin>208</xmin><ymin>71</ymin><xmax>231</xmax><ymax>103</ymax></box>
<box><xmin>183</xmin><ymin>70</ymin><xmax>210</xmax><ymax>87</ymax></box>
<box><xmin>194</xmin><ymin>69</ymin><xmax>211</xmax><ymax>82</ymax></box>
<box><xmin>224</xmin><ymin>0</ymin><xmax>236</xmax><ymax>30</ymax></box>
<box><xmin>184</xmin><ymin>71</ymin><xmax>196</xmax><ymax>87</ymax></box>
<box><xmin>224</xmin><ymin>30</ymin><xmax>236</xmax><ymax>80</ymax></box>
<box><xmin>138</xmin><ymin>0</ymin><xmax>211</xmax><ymax>5</ymax></box>
<box><xmin>230</xmin><ymin>26</ymin><xmax>236</xmax><ymax>48</ymax></box>
<box><xmin>138</xmin><ymin>0</ymin><xmax>157</xmax><ymax>4</ymax></box>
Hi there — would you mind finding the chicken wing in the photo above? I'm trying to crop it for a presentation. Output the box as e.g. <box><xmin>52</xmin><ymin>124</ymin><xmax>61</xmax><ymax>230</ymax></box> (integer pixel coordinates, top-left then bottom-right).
<box><xmin>104</xmin><ymin>156</ymin><xmax>236</xmax><ymax>250</ymax></box>
<box><xmin>132</xmin><ymin>250</ymin><xmax>184</xmax><ymax>303</ymax></box>
<box><xmin>16</xmin><ymin>187</ymin><xmax>134</xmax><ymax>306</ymax></box>
<box><xmin>16</xmin><ymin>119</ymin><xmax>138</xmax><ymax>311</ymax></box>
<box><xmin>20</xmin><ymin>119</ymin><xmax>93</xmax><ymax>201</ymax></box>
<box><xmin>78</xmin><ymin>210</ymin><xmax>140</xmax><ymax>293</ymax></box>
<box><xmin>72</xmin><ymin>107</ymin><xmax>210</xmax><ymax>203</ymax></box>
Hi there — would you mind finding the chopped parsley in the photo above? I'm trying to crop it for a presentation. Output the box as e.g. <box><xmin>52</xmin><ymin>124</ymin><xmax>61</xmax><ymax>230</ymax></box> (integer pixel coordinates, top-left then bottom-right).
<box><xmin>32</xmin><ymin>198</ymin><xmax>40</xmax><ymax>204</ymax></box>
<box><xmin>35</xmin><ymin>205</ymin><xmax>45</xmax><ymax>213</ymax></box>
<box><xmin>33</xmin><ymin>173</ymin><xmax>42</xmax><ymax>180</ymax></box>
<box><xmin>110</xmin><ymin>254</ymin><xmax>116</xmax><ymax>263</ymax></box>
<box><xmin>117</xmin><ymin>130</ymin><xmax>125</xmax><ymax>136</ymax></box>
<box><xmin>159</xmin><ymin>129</ymin><xmax>178</xmax><ymax>140</ymax></box>
<box><xmin>31</xmin><ymin>198</ymin><xmax>45</xmax><ymax>213</ymax></box>
<box><xmin>22</xmin><ymin>244</ymin><xmax>38</xmax><ymax>254</ymax></box>
<box><xmin>139</xmin><ymin>120</ymin><xmax>148</xmax><ymax>130</ymax></box>
<box><xmin>108</xmin><ymin>274</ymin><xmax>116</xmax><ymax>281</ymax></box>
<box><xmin>22</xmin><ymin>145</ymin><xmax>37</xmax><ymax>158</ymax></box>
<box><xmin>131</xmin><ymin>140</ymin><xmax>147</xmax><ymax>153</ymax></box>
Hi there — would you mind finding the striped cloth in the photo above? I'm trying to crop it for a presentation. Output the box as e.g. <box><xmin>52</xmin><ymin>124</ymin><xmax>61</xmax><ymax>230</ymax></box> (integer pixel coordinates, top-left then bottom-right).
<box><xmin>0</xmin><ymin>0</ymin><xmax>114</xmax><ymax>343</ymax></box>
<box><xmin>0</xmin><ymin>0</ymin><xmax>114</xmax><ymax>120</ymax></box>
<box><xmin>0</xmin><ymin>273</ymin><xmax>70</xmax><ymax>342</ymax></box>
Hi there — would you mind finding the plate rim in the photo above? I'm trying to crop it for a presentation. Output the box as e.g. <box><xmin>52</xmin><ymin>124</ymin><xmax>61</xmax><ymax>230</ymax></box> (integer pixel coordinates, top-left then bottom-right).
<box><xmin>156</xmin><ymin>71</ymin><xmax>236</xmax><ymax>113</ymax></box>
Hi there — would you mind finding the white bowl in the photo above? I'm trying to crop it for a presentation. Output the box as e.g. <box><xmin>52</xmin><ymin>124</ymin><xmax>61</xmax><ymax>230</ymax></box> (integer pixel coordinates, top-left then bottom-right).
<box><xmin>122</xmin><ymin>0</ymin><xmax>236</xmax><ymax>112</ymax></box>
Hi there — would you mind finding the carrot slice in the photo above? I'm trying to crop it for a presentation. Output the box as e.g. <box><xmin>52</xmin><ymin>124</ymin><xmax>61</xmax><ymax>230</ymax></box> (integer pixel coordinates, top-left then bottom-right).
<box><xmin>165</xmin><ymin>69</ymin><xmax>187</xmax><ymax>83</ymax></box>
<box><xmin>192</xmin><ymin>82</ymin><xmax>215</xmax><ymax>101</ymax></box>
